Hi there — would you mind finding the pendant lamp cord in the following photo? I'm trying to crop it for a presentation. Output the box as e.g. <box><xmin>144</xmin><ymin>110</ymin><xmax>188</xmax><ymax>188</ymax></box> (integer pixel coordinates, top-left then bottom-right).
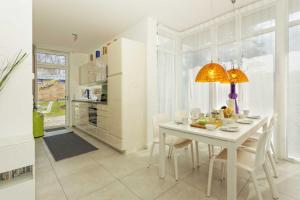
<box><xmin>210</xmin><ymin>0</ymin><xmax>213</xmax><ymax>63</ymax></box>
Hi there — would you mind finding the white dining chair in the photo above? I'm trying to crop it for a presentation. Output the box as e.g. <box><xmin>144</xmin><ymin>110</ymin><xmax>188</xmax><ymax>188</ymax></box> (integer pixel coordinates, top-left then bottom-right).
<box><xmin>190</xmin><ymin>108</ymin><xmax>215</xmax><ymax>166</ymax></box>
<box><xmin>148</xmin><ymin>113</ymin><xmax>195</xmax><ymax>180</ymax></box>
<box><xmin>241</xmin><ymin>114</ymin><xmax>279</xmax><ymax>178</ymax></box>
<box><xmin>207</xmin><ymin>118</ymin><xmax>279</xmax><ymax>200</ymax></box>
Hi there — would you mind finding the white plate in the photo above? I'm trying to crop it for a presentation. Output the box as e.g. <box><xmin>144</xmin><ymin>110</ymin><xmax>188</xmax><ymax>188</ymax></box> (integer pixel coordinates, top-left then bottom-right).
<box><xmin>220</xmin><ymin>126</ymin><xmax>240</xmax><ymax>132</ymax></box>
<box><xmin>247</xmin><ymin>115</ymin><xmax>261</xmax><ymax>119</ymax></box>
<box><xmin>237</xmin><ymin>119</ymin><xmax>253</xmax><ymax>124</ymax></box>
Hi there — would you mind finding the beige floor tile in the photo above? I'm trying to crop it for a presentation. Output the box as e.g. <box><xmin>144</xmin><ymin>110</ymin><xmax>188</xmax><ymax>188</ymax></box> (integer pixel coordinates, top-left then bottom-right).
<box><xmin>277</xmin><ymin>174</ymin><xmax>300</xmax><ymax>200</ymax></box>
<box><xmin>97</xmin><ymin>153</ymin><xmax>148</xmax><ymax>178</ymax></box>
<box><xmin>36</xmin><ymin>178</ymin><xmax>67</xmax><ymax>200</ymax></box>
<box><xmin>35</xmin><ymin>134</ymin><xmax>300</xmax><ymax>200</ymax></box>
<box><xmin>276</xmin><ymin>160</ymin><xmax>300</xmax><ymax>178</ymax></box>
<box><xmin>120</xmin><ymin>167</ymin><xmax>177</xmax><ymax>200</ymax></box>
<box><xmin>59</xmin><ymin>165</ymin><xmax>116</xmax><ymax>200</ymax></box>
<box><xmin>238</xmin><ymin>181</ymin><xmax>294</xmax><ymax>200</ymax></box>
<box><xmin>181</xmin><ymin>164</ymin><xmax>248</xmax><ymax>200</ymax></box>
<box><xmin>87</xmin><ymin>147</ymin><xmax>120</xmax><ymax>162</ymax></box>
<box><xmin>156</xmin><ymin>181</ymin><xmax>216</xmax><ymax>200</ymax></box>
<box><xmin>52</xmin><ymin>154</ymin><xmax>100</xmax><ymax>178</ymax></box>
<box><xmin>149</xmin><ymin>149</ymin><xmax>198</xmax><ymax>180</ymax></box>
<box><xmin>35</xmin><ymin>167</ymin><xmax>58</xmax><ymax>186</ymax></box>
<box><xmin>35</xmin><ymin>151</ymin><xmax>53</xmax><ymax>170</ymax></box>
<box><xmin>80</xmin><ymin>181</ymin><xmax>140</xmax><ymax>200</ymax></box>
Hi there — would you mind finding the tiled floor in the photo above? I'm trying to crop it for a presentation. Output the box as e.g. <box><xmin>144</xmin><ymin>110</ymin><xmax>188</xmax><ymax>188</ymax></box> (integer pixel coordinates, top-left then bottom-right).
<box><xmin>35</xmin><ymin>129</ymin><xmax>300</xmax><ymax>200</ymax></box>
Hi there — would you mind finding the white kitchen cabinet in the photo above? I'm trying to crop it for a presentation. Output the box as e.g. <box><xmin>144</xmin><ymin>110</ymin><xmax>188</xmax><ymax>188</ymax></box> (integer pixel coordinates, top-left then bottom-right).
<box><xmin>71</xmin><ymin>102</ymin><xmax>89</xmax><ymax>128</ymax></box>
<box><xmin>73</xmin><ymin>38</ymin><xmax>145</xmax><ymax>153</ymax></box>
<box><xmin>79</xmin><ymin>55</ymin><xmax>107</xmax><ymax>85</ymax></box>
<box><xmin>79</xmin><ymin>65</ymin><xmax>89</xmax><ymax>85</ymax></box>
<box><xmin>106</xmin><ymin>38</ymin><xmax>146</xmax><ymax>152</ymax></box>
<box><xmin>107</xmin><ymin>40</ymin><xmax>122</xmax><ymax>76</ymax></box>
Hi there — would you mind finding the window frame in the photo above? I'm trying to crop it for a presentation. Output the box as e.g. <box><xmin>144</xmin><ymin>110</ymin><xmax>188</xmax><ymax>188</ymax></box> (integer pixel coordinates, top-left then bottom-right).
<box><xmin>36</xmin><ymin>49</ymin><xmax>69</xmax><ymax>68</ymax></box>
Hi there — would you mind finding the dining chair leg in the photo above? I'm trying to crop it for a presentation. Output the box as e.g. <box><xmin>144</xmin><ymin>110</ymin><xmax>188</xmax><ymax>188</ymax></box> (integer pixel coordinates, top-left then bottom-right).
<box><xmin>267</xmin><ymin>150</ymin><xmax>278</xmax><ymax>178</ymax></box>
<box><xmin>220</xmin><ymin>163</ymin><xmax>225</xmax><ymax>181</ymax></box>
<box><xmin>263</xmin><ymin>163</ymin><xmax>279</xmax><ymax>199</ymax></box>
<box><xmin>190</xmin><ymin>142</ymin><xmax>195</xmax><ymax>169</ymax></box>
<box><xmin>207</xmin><ymin>157</ymin><xmax>215</xmax><ymax>197</ymax></box>
<box><xmin>174</xmin><ymin>150</ymin><xmax>179</xmax><ymax>181</ymax></box>
<box><xmin>211</xmin><ymin>145</ymin><xmax>215</xmax><ymax>157</ymax></box>
<box><xmin>249</xmin><ymin>171</ymin><xmax>263</xmax><ymax>200</ymax></box>
<box><xmin>270</xmin><ymin>141</ymin><xmax>279</xmax><ymax>163</ymax></box>
<box><xmin>195</xmin><ymin>141</ymin><xmax>200</xmax><ymax>167</ymax></box>
<box><xmin>168</xmin><ymin>145</ymin><xmax>173</xmax><ymax>159</ymax></box>
<box><xmin>147</xmin><ymin>143</ymin><xmax>155</xmax><ymax>168</ymax></box>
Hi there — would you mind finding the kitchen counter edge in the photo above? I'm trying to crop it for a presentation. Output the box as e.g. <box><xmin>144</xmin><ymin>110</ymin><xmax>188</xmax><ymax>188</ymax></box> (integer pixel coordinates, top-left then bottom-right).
<box><xmin>72</xmin><ymin>99</ymin><xmax>107</xmax><ymax>104</ymax></box>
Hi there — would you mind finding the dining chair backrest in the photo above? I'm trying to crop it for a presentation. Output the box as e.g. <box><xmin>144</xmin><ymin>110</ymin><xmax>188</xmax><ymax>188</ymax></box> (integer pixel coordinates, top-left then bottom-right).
<box><xmin>255</xmin><ymin>114</ymin><xmax>278</xmax><ymax>168</ymax></box>
<box><xmin>268</xmin><ymin>113</ymin><xmax>278</xmax><ymax>131</ymax></box>
<box><xmin>153</xmin><ymin>113</ymin><xmax>171</xmax><ymax>138</ymax></box>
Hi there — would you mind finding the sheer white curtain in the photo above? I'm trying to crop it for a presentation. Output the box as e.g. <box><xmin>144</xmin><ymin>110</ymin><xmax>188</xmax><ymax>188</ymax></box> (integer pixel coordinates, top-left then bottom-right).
<box><xmin>217</xmin><ymin>18</ymin><xmax>237</xmax><ymax>109</ymax></box>
<box><xmin>181</xmin><ymin>30</ymin><xmax>211</xmax><ymax>113</ymax></box>
<box><xmin>287</xmin><ymin>0</ymin><xmax>300</xmax><ymax>159</ymax></box>
<box><xmin>157</xmin><ymin>34</ymin><xmax>176</xmax><ymax>117</ymax></box>
<box><xmin>240</xmin><ymin>6</ymin><xmax>276</xmax><ymax>115</ymax></box>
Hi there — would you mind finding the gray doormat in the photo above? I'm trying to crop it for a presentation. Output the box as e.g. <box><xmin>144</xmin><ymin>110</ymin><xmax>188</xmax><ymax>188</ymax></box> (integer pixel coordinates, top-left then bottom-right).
<box><xmin>45</xmin><ymin>127</ymin><xmax>66</xmax><ymax>132</ymax></box>
<box><xmin>43</xmin><ymin>132</ymin><xmax>98</xmax><ymax>161</ymax></box>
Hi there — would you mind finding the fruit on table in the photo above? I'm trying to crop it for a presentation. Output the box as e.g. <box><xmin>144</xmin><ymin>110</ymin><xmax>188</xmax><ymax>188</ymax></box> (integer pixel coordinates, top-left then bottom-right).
<box><xmin>196</xmin><ymin>118</ymin><xmax>207</xmax><ymax>125</ymax></box>
<box><xmin>224</xmin><ymin>107</ymin><xmax>233</xmax><ymax>118</ymax></box>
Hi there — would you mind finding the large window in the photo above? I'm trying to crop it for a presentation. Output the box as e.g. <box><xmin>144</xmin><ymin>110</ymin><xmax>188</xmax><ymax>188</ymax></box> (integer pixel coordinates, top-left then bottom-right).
<box><xmin>287</xmin><ymin>0</ymin><xmax>300</xmax><ymax>159</ymax></box>
<box><xmin>241</xmin><ymin>33</ymin><xmax>275</xmax><ymax>115</ymax></box>
<box><xmin>157</xmin><ymin>35</ymin><xmax>176</xmax><ymax>117</ymax></box>
<box><xmin>181</xmin><ymin>30</ymin><xmax>211</xmax><ymax>113</ymax></box>
<box><xmin>37</xmin><ymin>52</ymin><xmax>67</xmax><ymax>66</ymax></box>
<box><xmin>157</xmin><ymin>0</ymin><xmax>299</xmax><ymax>160</ymax></box>
<box><xmin>179</xmin><ymin>5</ymin><xmax>276</xmax><ymax>114</ymax></box>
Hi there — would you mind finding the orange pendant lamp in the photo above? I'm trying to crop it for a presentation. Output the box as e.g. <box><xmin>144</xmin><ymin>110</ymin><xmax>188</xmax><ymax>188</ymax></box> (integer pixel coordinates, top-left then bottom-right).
<box><xmin>195</xmin><ymin>62</ymin><xmax>229</xmax><ymax>83</ymax></box>
<box><xmin>221</xmin><ymin>67</ymin><xmax>249</xmax><ymax>114</ymax></box>
<box><xmin>225</xmin><ymin>68</ymin><xmax>249</xmax><ymax>83</ymax></box>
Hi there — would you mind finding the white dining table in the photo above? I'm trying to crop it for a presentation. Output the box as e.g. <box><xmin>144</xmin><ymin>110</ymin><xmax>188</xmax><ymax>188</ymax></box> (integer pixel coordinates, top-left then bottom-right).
<box><xmin>159</xmin><ymin>116</ymin><xmax>268</xmax><ymax>200</ymax></box>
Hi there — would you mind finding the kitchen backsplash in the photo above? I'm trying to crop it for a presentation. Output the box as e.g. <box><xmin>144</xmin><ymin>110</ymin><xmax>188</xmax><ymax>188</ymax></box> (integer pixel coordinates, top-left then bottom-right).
<box><xmin>79</xmin><ymin>84</ymin><xmax>107</xmax><ymax>100</ymax></box>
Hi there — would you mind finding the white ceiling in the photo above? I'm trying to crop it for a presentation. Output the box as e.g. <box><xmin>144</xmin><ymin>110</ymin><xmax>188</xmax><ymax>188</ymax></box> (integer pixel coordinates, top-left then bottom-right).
<box><xmin>33</xmin><ymin>0</ymin><xmax>257</xmax><ymax>53</ymax></box>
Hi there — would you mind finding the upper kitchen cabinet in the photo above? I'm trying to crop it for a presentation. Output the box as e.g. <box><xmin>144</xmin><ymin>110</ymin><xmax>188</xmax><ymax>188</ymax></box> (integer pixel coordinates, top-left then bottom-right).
<box><xmin>107</xmin><ymin>40</ymin><xmax>122</xmax><ymax>76</ymax></box>
<box><xmin>79</xmin><ymin>55</ymin><xmax>107</xmax><ymax>85</ymax></box>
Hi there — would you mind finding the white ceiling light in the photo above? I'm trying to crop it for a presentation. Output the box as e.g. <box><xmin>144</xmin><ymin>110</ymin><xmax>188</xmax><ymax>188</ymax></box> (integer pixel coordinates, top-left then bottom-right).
<box><xmin>72</xmin><ymin>33</ymin><xmax>78</xmax><ymax>42</ymax></box>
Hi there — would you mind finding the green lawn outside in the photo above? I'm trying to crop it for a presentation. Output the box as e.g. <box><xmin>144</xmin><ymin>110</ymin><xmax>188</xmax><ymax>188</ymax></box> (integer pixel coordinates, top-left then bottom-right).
<box><xmin>38</xmin><ymin>101</ymin><xmax>66</xmax><ymax>117</ymax></box>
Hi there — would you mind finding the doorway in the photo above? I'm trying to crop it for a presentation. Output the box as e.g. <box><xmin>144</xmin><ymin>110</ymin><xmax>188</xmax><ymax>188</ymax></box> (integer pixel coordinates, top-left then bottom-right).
<box><xmin>35</xmin><ymin>50</ymin><xmax>69</xmax><ymax>130</ymax></box>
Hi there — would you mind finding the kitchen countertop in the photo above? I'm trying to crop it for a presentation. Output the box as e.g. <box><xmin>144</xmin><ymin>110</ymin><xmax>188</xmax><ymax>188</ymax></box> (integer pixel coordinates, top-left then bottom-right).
<box><xmin>72</xmin><ymin>99</ymin><xmax>107</xmax><ymax>104</ymax></box>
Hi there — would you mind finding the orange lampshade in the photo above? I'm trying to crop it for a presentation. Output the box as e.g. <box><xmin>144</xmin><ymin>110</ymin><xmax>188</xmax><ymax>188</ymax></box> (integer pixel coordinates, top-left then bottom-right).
<box><xmin>223</xmin><ymin>68</ymin><xmax>249</xmax><ymax>84</ymax></box>
<box><xmin>195</xmin><ymin>62</ymin><xmax>229</xmax><ymax>83</ymax></box>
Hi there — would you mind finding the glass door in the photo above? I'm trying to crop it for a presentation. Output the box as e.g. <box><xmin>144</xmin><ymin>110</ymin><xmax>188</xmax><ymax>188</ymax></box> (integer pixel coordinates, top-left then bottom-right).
<box><xmin>36</xmin><ymin>67</ymin><xmax>68</xmax><ymax>129</ymax></box>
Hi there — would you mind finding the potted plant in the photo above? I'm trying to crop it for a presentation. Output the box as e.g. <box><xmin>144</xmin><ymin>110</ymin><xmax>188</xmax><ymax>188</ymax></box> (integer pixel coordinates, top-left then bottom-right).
<box><xmin>0</xmin><ymin>51</ymin><xmax>28</xmax><ymax>92</ymax></box>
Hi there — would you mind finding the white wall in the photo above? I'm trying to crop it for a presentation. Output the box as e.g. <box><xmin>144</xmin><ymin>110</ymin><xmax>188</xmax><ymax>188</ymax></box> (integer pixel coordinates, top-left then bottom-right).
<box><xmin>118</xmin><ymin>18</ymin><xmax>158</xmax><ymax>147</ymax></box>
<box><xmin>0</xmin><ymin>0</ymin><xmax>33</xmax><ymax>138</ymax></box>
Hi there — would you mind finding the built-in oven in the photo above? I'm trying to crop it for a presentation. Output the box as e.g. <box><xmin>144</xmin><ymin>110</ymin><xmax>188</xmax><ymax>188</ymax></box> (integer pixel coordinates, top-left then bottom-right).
<box><xmin>88</xmin><ymin>106</ymin><xmax>97</xmax><ymax>126</ymax></box>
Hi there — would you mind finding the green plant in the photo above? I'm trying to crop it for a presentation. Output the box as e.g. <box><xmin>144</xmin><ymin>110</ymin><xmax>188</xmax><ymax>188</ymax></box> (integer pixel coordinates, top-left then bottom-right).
<box><xmin>0</xmin><ymin>51</ymin><xmax>28</xmax><ymax>92</ymax></box>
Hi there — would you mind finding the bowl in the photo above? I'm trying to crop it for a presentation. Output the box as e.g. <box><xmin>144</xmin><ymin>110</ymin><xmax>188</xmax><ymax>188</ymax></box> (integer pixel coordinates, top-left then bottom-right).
<box><xmin>205</xmin><ymin>124</ymin><xmax>217</xmax><ymax>131</ymax></box>
<box><xmin>222</xmin><ymin>118</ymin><xmax>235</xmax><ymax>125</ymax></box>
